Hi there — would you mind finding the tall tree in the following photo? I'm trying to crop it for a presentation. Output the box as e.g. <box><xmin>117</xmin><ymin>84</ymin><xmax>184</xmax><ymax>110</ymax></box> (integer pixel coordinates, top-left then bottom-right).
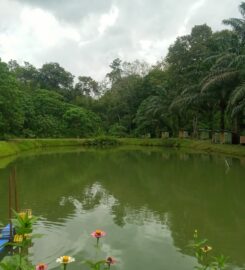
<box><xmin>0</xmin><ymin>60</ymin><xmax>25</xmax><ymax>137</ymax></box>
<box><xmin>8</xmin><ymin>60</ymin><xmax>39</xmax><ymax>90</ymax></box>
<box><xmin>106</xmin><ymin>58</ymin><xmax>122</xmax><ymax>85</ymax></box>
<box><xmin>167</xmin><ymin>24</ymin><xmax>213</xmax><ymax>132</ymax></box>
<box><xmin>75</xmin><ymin>76</ymin><xmax>99</xmax><ymax>97</ymax></box>
<box><xmin>38</xmin><ymin>62</ymin><xmax>74</xmax><ymax>93</ymax></box>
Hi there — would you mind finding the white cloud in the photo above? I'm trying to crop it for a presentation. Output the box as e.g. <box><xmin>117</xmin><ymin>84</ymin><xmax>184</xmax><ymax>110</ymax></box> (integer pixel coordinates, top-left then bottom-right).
<box><xmin>0</xmin><ymin>5</ymin><xmax>81</xmax><ymax>66</ymax></box>
<box><xmin>177</xmin><ymin>0</ymin><xmax>206</xmax><ymax>36</ymax></box>
<box><xmin>140</xmin><ymin>40</ymin><xmax>153</xmax><ymax>51</ymax></box>
<box><xmin>20</xmin><ymin>7</ymin><xmax>80</xmax><ymax>46</ymax></box>
<box><xmin>0</xmin><ymin>0</ymin><xmax>241</xmax><ymax>80</ymax></box>
<box><xmin>98</xmin><ymin>6</ymin><xmax>119</xmax><ymax>35</ymax></box>
<box><xmin>138</xmin><ymin>37</ymin><xmax>177</xmax><ymax>64</ymax></box>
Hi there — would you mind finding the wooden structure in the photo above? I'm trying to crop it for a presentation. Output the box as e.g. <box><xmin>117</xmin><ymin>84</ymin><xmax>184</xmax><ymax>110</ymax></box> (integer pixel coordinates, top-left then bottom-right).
<box><xmin>212</xmin><ymin>132</ymin><xmax>221</xmax><ymax>144</ymax></box>
<box><xmin>161</xmin><ymin>131</ymin><xmax>169</xmax><ymax>139</ymax></box>
<box><xmin>212</xmin><ymin>131</ymin><xmax>233</xmax><ymax>144</ymax></box>
<box><xmin>199</xmin><ymin>129</ymin><xmax>210</xmax><ymax>140</ymax></box>
<box><xmin>220</xmin><ymin>131</ymin><xmax>232</xmax><ymax>144</ymax></box>
<box><xmin>143</xmin><ymin>133</ymin><xmax>151</xmax><ymax>138</ymax></box>
<box><xmin>179</xmin><ymin>129</ymin><xmax>189</xmax><ymax>139</ymax></box>
<box><xmin>240</xmin><ymin>136</ymin><xmax>245</xmax><ymax>145</ymax></box>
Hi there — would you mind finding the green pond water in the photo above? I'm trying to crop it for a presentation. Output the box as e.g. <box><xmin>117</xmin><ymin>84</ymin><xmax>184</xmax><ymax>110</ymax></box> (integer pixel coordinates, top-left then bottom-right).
<box><xmin>0</xmin><ymin>147</ymin><xmax>245</xmax><ymax>270</ymax></box>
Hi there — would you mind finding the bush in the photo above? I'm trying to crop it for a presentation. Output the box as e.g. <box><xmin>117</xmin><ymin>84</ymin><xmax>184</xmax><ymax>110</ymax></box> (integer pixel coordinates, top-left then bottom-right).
<box><xmin>83</xmin><ymin>136</ymin><xmax>121</xmax><ymax>146</ymax></box>
<box><xmin>108</xmin><ymin>124</ymin><xmax>127</xmax><ymax>137</ymax></box>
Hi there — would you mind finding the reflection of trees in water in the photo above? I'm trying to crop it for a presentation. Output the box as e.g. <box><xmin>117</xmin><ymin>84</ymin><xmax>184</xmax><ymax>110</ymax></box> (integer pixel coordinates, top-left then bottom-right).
<box><xmin>80</xmin><ymin>183</ymin><xmax>106</xmax><ymax>210</ymax></box>
<box><xmin>0</xmin><ymin>149</ymin><xmax>244</xmax><ymax>267</ymax></box>
<box><xmin>111</xmin><ymin>202</ymin><xmax>127</xmax><ymax>227</ymax></box>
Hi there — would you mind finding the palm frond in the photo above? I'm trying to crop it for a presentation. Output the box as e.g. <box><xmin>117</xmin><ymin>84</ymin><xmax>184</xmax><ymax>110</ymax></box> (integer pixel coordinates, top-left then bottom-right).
<box><xmin>203</xmin><ymin>54</ymin><xmax>224</xmax><ymax>64</ymax></box>
<box><xmin>223</xmin><ymin>18</ymin><xmax>245</xmax><ymax>33</ymax></box>
<box><xmin>239</xmin><ymin>2</ymin><xmax>245</xmax><ymax>18</ymax></box>
<box><xmin>182</xmin><ymin>85</ymin><xmax>199</xmax><ymax>95</ymax></box>
<box><xmin>201</xmin><ymin>70</ymin><xmax>238</xmax><ymax>92</ymax></box>
<box><xmin>211</xmin><ymin>53</ymin><xmax>236</xmax><ymax>70</ymax></box>
<box><xmin>229</xmin><ymin>54</ymin><xmax>245</xmax><ymax>68</ymax></box>
<box><xmin>231</xmin><ymin>101</ymin><xmax>245</xmax><ymax>117</ymax></box>
<box><xmin>229</xmin><ymin>82</ymin><xmax>245</xmax><ymax>105</ymax></box>
<box><xmin>169</xmin><ymin>97</ymin><xmax>185</xmax><ymax>111</ymax></box>
<box><xmin>170</xmin><ymin>93</ymin><xmax>201</xmax><ymax>112</ymax></box>
<box><xmin>200</xmin><ymin>68</ymin><xmax>232</xmax><ymax>85</ymax></box>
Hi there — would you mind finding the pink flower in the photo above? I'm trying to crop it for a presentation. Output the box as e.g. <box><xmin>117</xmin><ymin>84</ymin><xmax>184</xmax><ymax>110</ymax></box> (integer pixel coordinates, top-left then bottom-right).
<box><xmin>91</xmin><ymin>229</ymin><xmax>106</xmax><ymax>238</ymax></box>
<box><xmin>36</xmin><ymin>263</ymin><xmax>48</xmax><ymax>270</ymax></box>
<box><xmin>106</xmin><ymin>257</ymin><xmax>116</xmax><ymax>266</ymax></box>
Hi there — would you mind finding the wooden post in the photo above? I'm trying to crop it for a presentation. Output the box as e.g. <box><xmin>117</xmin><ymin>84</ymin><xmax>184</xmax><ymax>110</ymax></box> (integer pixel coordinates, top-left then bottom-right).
<box><xmin>13</xmin><ymin>167</ymin><xmax>19</xmax><ymax>212</ymax></box>
<box><xmin>7</xmin><ymin>168</ymin><xmax>19</xmax><ymax>241</ymax></box>
<box><xmin>8</xmin><ymin>174</ymin><xmax>13</xmax><ymax>240</ymax></box>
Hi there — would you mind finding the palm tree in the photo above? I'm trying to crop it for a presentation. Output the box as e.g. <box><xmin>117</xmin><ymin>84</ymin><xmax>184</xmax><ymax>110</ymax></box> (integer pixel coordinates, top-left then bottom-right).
<box><xmin>201</xmin><ymin>2</ymin><xmax>245</xmax><ymax>131</ymax></box>
<box><xmin>223</xmin><ymin>2</ymin><xmax>245</xmax><ymax>44</ymax></box>
<box><xmin>170</xmin><ymin>84</ymin><xmax>216</xmax><ymax>136</ymax></box>
<box><xmin>135</xmin><ymin>90</ymin><xmax>172</xmax><ymax>137</ymax></box>
<box><xmin>228</xmin><ymin>82</ymin><xmax>245</xmax><ymax>132</ymax></box>
<box><xmin>224</xmin><ymin>2</ymin><xmax>245</xmax><ymax>132</ymax></box>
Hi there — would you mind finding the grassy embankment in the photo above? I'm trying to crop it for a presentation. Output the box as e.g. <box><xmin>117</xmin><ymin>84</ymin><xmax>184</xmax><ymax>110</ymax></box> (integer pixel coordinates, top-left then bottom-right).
<box><xmin>120</xmin><ymin>138</ymin><xmax>245</xmax><ymax>157</ymax></box>
<box><xmin>0</xmin><ymin>137</ymin><xmax>244</xmax><ymax>159</ymax></box>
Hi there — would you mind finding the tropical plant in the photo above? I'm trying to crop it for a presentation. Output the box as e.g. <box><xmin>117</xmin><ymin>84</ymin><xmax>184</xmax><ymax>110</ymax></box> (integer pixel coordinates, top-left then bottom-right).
<box><xmin>201</xmin><ymin>3</ymin><xmax>245</xmax><ymax>131</ymax></box>
<box><xmin>0</xmin><ymin>254</ymin><xmax>33</xmax><ymax>270</ymax></box>
<box><xmin>189</xmin><ymin>230</ymin><xmax>229</xmax><ymax>270</ymax></box>
<box><xmin>223</xmin><ymin>2</ymin><xmax>245</xmax><ymax>43</ymax></box>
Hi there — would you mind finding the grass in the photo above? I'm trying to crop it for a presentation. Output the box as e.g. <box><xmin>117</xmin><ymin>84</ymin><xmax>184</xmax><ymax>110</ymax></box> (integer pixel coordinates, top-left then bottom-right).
<box><xmin>119</xmin><ymin>138</ymin><xmax>245</xmax><ymax>157</ymax></box>
<box><xmin>0</xmin><ymin>137</ymin><xmax>244</xmax><ymax>159</ymax></box>
<box><xmin>0</xmin><ymin>139</ymin><xmax>85</xmax><ymax>158</ymax></box>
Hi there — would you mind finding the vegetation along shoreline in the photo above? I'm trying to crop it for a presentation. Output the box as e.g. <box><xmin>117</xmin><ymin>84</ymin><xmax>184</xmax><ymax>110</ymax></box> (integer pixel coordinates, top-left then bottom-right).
<box><xmin>0</xmin><ymin>137</ymin><xmax>244</xmax><ymax>159</ymax></box>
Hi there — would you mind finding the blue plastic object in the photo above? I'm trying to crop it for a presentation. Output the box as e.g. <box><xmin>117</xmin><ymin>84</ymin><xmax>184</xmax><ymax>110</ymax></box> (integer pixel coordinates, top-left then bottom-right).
<box><xmin>0</xmin><ymin>239</ymin><xmax>8</xmax><ymax>252</ymax></box>
<box><xmin>0</xmin><ymin>224</ymin><xmax>14</xmax><ymax>252</ymax></box>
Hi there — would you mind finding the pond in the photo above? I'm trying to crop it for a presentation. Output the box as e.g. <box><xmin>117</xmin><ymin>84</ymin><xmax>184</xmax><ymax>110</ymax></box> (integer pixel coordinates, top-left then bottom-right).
<box><xmin>0</xmin><ymin>147</ymin><xmax>245</xmax><ymax>270</ymax></box>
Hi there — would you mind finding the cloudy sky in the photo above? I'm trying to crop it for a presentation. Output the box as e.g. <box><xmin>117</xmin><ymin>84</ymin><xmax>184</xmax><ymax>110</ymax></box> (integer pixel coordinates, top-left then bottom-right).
<box><xmin>0</xmin><ymin>0</ymin><xmax>241</xmax><ymax>80</ymax></box>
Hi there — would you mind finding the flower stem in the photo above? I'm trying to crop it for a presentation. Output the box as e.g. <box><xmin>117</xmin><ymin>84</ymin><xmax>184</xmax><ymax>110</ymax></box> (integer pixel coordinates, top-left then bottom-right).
<box><xmin>18</xmin><ymin>247</ymin><xmax>22</xmax><ymax>269</ymax></box>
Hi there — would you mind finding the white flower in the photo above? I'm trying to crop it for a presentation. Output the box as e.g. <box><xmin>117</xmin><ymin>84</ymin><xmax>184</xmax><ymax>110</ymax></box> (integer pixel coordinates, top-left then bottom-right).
<box><xmin>56</xmin><ymin>256</ymin><xmax>75</xmax><ymax>264</ymax></box>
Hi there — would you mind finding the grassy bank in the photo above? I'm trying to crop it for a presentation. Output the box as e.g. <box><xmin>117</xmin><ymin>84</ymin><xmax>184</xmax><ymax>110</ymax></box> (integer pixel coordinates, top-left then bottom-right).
<box><xmin>0</xmin><ymin>137</ymin><xmax>244</xmax><ymax>159</ymax></box>
<box><xmin>0</xmin><ymin>139</ymin><xmax>86</xmax><ymax>158</ymax></box>
<box><xmin>119</xmin><ymin>138</ymin><xmax>245</xmax><ymax>157</ymax></box>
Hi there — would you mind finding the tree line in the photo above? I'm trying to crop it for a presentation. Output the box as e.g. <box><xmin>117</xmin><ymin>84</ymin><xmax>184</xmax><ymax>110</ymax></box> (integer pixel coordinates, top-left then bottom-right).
<box><xmin>0</xmin><ymin>2</ymin><xmax>244</xmax><ymax>139</ymax></box>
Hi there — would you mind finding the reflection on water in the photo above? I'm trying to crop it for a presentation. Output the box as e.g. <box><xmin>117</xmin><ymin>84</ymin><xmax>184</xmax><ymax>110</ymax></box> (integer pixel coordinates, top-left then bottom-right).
<box><xmin>0</xmin><ymin>147</ymin><xmax>244</xmax><ymax>270</ymax></box>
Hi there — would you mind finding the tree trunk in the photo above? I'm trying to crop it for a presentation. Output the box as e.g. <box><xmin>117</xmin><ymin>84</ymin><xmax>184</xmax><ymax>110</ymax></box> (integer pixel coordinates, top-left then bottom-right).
<box><xmin>208</xmin><ymin>110</ymin><xmax>213</xmax><ymax>131</ymax></box>
<box><xmin>233</xmin><ymin>116</ymin><xmax>239</xmax><ymax>134</ymax></box>
<box><xmin>220</xmin><ymin>103</ymin><xmax>225</xmax><ymax>131</ymax></box>
<box><xmin>193</xmin><ymin>115</ymin><xmax>198</xmax><ymax>138</ymax></box>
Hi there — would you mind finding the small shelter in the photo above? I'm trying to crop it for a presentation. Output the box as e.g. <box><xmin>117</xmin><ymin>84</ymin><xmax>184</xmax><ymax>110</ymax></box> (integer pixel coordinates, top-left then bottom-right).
<box><xmin>220</xmin><ymin>131</ymin><xmax>232</xmax><ymax>144</ymax></box>
<box><xmin>179</xmin><ymin>129</ymin><xmax>189</xmax><ymax>139</ymax></box>
<box><xmin>161</xmin><ymin>131</ymin><xmax>169</xmax><ymax>139</ymax></box>
<box><xmin>240</xmin><ymin>135</ymin><xmax>245</xmax><ymax>145</ymax></box>
<box><xmin>212</xmin><ymin>131</ymin><xmax>221</xmax><ymax>144</ymax></box>
<box><xmin>198</xmin><ymin>129</ymin><xmax>210</xmax><ymax>140</ymax></box>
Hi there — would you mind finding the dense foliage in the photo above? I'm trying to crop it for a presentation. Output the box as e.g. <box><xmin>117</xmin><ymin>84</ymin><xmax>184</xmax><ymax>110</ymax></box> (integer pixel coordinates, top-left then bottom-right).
<box><xmin>0</xmin><ymin>2</ymin><xmax>244</xmax><ymax>139</ymax></box>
